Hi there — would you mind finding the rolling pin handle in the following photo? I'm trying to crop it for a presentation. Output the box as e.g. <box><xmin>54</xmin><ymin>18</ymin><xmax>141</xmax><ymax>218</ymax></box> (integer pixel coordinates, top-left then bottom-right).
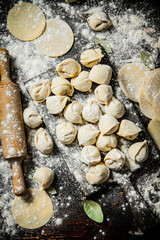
<box><xmin>0</xmin><ymin>48</ymin><xmax>13</xmax><ymax>85</ymax></box>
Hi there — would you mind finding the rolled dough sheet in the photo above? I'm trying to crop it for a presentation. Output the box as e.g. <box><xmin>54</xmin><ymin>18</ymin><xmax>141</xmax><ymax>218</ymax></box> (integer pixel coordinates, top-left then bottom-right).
<box><xmin>11</xmin><ymin>188</ymin><xmax>53</xmax><ymax>229</ymax></box>
<box><xmin>35</xmin><ymin>18</ymin><xmax>74</xmax><ymax>57</ymax></box>
<box><xmin>7</xmin><ymin>2</ymin><xmax>46</xmax><ymax>41</ymax></box>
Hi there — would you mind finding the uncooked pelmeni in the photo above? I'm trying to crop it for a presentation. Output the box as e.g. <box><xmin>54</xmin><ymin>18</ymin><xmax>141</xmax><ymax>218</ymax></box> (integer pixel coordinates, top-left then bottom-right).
<box><xmin>23</xmin><ymin>106</ymin><xmax>42</xmax><ymax>128</ymax></box>
<box><xmin>78</xmin><ymin>124</ymin><xmax>99</xmax><ymax>146</ymax></box>
<box><xmin>82</xmin><ymin>100</ymin><xmax>102</xmax><ymax>123</ymax></box>
<box><xmin>51</xmin><ymin>77</ymin><xmax>74</xmax><ymax>96</ymax></box>
<box><xmin>71</xmin><ymin>71</ymin><xmax>92</xmax><ymax>92</ymax></box>
<box><xmin>153</xmin><ymin>92</ymin><xmax>160</xmax><ymax>121</ymax></box>
<box><xmin>117</xmin><ymin>119</ymin><xmax>141</xmax><ymax>140</ymax></box>
<box><xmin>96</xmin><ymin>133</ymin><xmax>117</xmax><ymax>152</ymax></box>
<box><xmin>64</xmin><ymin>101</ymin><xmax>83</xmax><ymax>124</ymax></box>
<box><xmin>56</xmin><ymin>121</ymin><xmax>77</xmax><ymax>145</ymax></box>
<box><xmin>139</xmin><ymin>89</ymin><xmax>155</xmax><ymax>119</ymax></box>
<box><xmin>98</xmin><ymin>114</ymin><xmax>119</xmax><ymax>135</ymax></box>
<box><xmin>87</xmin><ymin>11</ymin><xmax>112</xmax><ymax>31</ymax></box>
<box><xmin>46</xmin><ymin>96</ymin><xmax>70</xmax><ymax>114</ymax></box>
<box><xmin>86</xmin><ymin>162</ymin><xmax>110</xmax><ymax>184</ymax></box>
<box><xmin>147</xmin><ymin>119</ymin><xmax>160</xmax><ymax>150</ymax></box>
<box><xmin>56</xmin><ymin>58</ymin><xmax>81</xmax><ymax>78</ymax></box>
<box><xmin>104</xmin><ymin>97</ymin><xmax>125</xmax><ymax>118</ymax></box>
<box><xmin>30</xmin><ymin>79</ymin><xmax>51</xmax><ymax>103</ymax></box>
<box><xmin>128</xmin><ymin>140</ymin><xmax>148</xmax><ymax>163</ymax></box>
<box><xmin>33</xmin><ymin>167</ymin><xmax>55</xmax><ymax>189</ymax></box>
<box><xmin>81</xmin><ymin>146</ymin><xmax>101</xmax><ymax>165</ymax></box>
<box><xmin>104</xmin><ymin>148</ymin><xmax>126</xmax><ymax>171</ymax></box>
<box><xmin>94</xmin><ymin>84</ymin><xmax>113</xmax><ymax>105</ymax></box>
<box><xmin>80</xmin><ymin>48</ymin><xmax>104</xmax><ymax>68</ymax></box>
<box><xmin>34</xmin><ymin>128</ymin><xmax>54</xmax><ymax>154</ymax></box>
<box><xmin>89</xmin><ymin>64</ymin><xmax>112</xmax><ymax>85</ymax></box>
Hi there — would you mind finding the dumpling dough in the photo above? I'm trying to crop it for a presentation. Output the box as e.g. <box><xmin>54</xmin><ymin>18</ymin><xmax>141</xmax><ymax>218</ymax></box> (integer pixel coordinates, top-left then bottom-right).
<box><xmin>34</xmin><ymin>128</ymin><xmax>54</xmax><ymax>154</ymax></box>
<box><xmin>80</xmin><ymin>48</ymin><xmax>104</xmax><ymax>68</ymax></box>
<box><xmin>98</xmin><ymin>114</ymin><xmax>119</xmax><ymax>135</ymax></box>
<box><xmin>148</xmin><ymin>119</ymin><xmax>160</xmax><ymax>150</ymax></box>
<box><xmin>153</xmin><ymin>92</ymin><xmax>160</xmax><ymax>121</ymax></box>
<box><xmin>30</xmin><ymin>79</ymin><xmax>51</xmax><ymax>103</ymax></box>
<box><xmin>139</xmin><ymin>89</ymin><xmax>155</xmax><ymax>119</ymax></box>
<box><xmin>86</xmin><ymin>162</ymin><xmax>110</xmax><ymax>184</ymax></box>
<box><xmin>64</xmin><ymin>101</ymin><xmax>83</xmax><ymax>124</ymax></box>
<box><xmin>56</xmin><ymin>58</ymin><xmax>81</xmax><ymax>78</ymax></box>
<box><xmin>33</xmin><ymin>167</ymin><xmax>55</xmax><ymax>189</ymax></box>
<box><xmin>128</xmin><ymin>140</ymin><xmax>148</xmax><ymax>163</ymax></box>
<box><xmin>11</xmin><ymin>189</ymin><xmax>53</xmax><ymax>229</ymax></box>
<box><xmin>117</xmin><ymin>119</ymin><xmax>141</xmax><ymax>140</ymax></box>
<box><xmin>105</xmin><ymin>97</ymin><xmax>125</xmax><ymax>118</ymax></box>
<box><xmin>23</xmin><ymin>106</ymin><xmax>42</xmax><ymax>128</ymax></box>
<box><xmin>94</xmin><ymin>84</ymin><xmax>113</xmax><ymax>105</ymax></box>
<box><xmin>78</xmin><ymin>124</ymin><xmax>99</xmax><ymax>146</ymax></box>
<box><xmin>71</xmin><ymin>71</ymin><xmax>92</xmax><ymax>92</ymax></box>
<box><xmin>89</xmin><ymin>64</ymin><xmax>112</xmax><ymax>85</ymax></box>
<box><xmin>81</xmin><ymin>146</ymin><xmax>101</xmax><ymax>165</ymax></box>
<box><xmin>104</xmin><ymin>148</ymin><xmax>126</xmax><ymax>171</ymax></box>
<box><xmin>46</xmin><ymin>96</ymin><xmax>70</xmax><ymax>114</ymax></box>
<box><xmin>96</xmin><ymin>133</ymin><xmax>117</xmax><ymax>152</ymax></box>
<box><xmin>82</xmin><ymin>100</ymin><xmax>102</xmax><ymax>123</ymax></box>
<box><xmin>87</xmin><ymin>11</ymin><xmax>112</xmax><ymax>31</ymax></box>
<box><xmin>51</xmin><ymin>77</ymin><xmax>74</xmax><ymax>96</ymax></box>
<box><xmin>56</xmin><ymin>121</ymin><xmax>77</xmax><ymax>144</ymax></box>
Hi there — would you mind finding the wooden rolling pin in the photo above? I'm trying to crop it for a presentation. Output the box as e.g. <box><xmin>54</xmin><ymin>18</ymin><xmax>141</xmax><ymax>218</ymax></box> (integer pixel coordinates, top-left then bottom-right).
<box><xmin>0</xmin><ymin>48</ymin><xmax>27</xmax><ymax>196</ymax></box>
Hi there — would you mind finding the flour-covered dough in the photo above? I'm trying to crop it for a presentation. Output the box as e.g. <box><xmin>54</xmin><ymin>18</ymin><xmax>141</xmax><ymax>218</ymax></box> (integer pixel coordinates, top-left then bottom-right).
<box><xmin>86</xmin><ymin>162</ymin><xmax>110</xmax><ymax>184</ymax></box>
<box><xmin>56</xmin><ymin>58</ymin><xmax>81</xmax><ymax>78</ymax></box>
<box><xmin>82</xmin><ymin>100</ymin><xmax>102</xmax><ymax>123</ymax></box>
<box><xmin>78</xmin><ymin>124</ymin><xmax>99</xmax><ymax>146</ymax></box>
<box><xmin>153</xmin><ymin>92</ymin><xmax>160</xmax><ymax>121</ymax></box>
<box><xmin>23</xmin><ymin>106</ymin><xmax>42</xmax><ymax>128</ymax></box>
<box><xmin>30</xmin><ymin>79</ymin><xmax>51</xmax><ymax>103</ymax></box>
<box><xmin>94</xmin><ymin>84</ymin><xmax>113</xmax><ymax>105</ymax></box>
<box><xmin>64</xmin><ymin>101</ymin><xmax>83</xmax><ymax>124</ymax></box>
<box><xmin>56</xmin><ymin>121</ymin><xmax>77</xmax><ymax>144</ymax></box>
<box><xmin>34</xmin><ymin>128</ymin><xmax>54</xmax><ymax>154</ymax></box>
<box><xmin>89</xmin><ymin>64</ymin><xmax>112</xmax><ymax>85</ymax></box>
<box><xmin>33</xmin><ymin>167</ymin><xmax>55</xmax><ymax>189</ymax></box>
<box><xmin>46</xmin><ymin>96</ymin><xmax>70</xmax><ymax>114</ymax></box>
<box><xmin>117</xmin><ymin>119</ymin><xmax>141</xmax><ymax>140</ymax></box>
<box><xmin>104</xmin><ymin>148</ymin><xmax>125</xmax><ymax>171</ymax></box>
<box><xmin>81</xmin><ymin>146</ymin><xmax>101</xmax><ymax>165</ymax></box>
<box><xmin>96</xmin><ymin>133</ymin><xmax>117</xmax><ymax>152</ymax></box>
<box><xmin>80</xmin><ymin>48</ymin><xmax>104</xmax><ymax>68</ymax></box>
<box><xmin>105</xmin><ymin>97</ymin><xmax>125</xmax><ymax>118</ymax></box>
<box><xmin>98</xmin><ymin>114</ymin><xmax>119</xmax><ymax>135</ymax></box>
<box><xmin>128</xmin><ymin>140</ymin><xmax>148</xmax><ymax>163</ymax></box>
<box><xmin>148</xmin><ymin>119</ymin><xmax>160</xmax><ymax>150</ymax></box>
<box><xmin>71</xmin><ymin>71</ymin><xmax>92</xmax><ymax>92</ymax></box>
<box><xmin>51</xmin><ymin>77</ymin><xmax>74</xmax><ymax>96</ymax></box>
<box><xmin>139</xmin><ymin>89</ymin><xmax>155</xmax><ymax>119</ymax></box>
<box><xmin>87</xmin><ymin>11</ymin><xmax>112</xmax><ymax>31</ymax></box>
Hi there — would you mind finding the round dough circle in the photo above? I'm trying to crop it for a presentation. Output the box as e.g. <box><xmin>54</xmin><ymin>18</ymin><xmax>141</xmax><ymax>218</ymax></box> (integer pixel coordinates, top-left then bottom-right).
<box><xmin>11</xmin><ymin>189</ymin><xmax>53</xmax><ymax>229</ymax></box>
<box><xmin>7</xmin><ymin>3</ymin><xmax>46</xmax><ymax>41</ymax></box>
<box><xmin>35</xmin><ymin>18</ymin><xmax>74</xmax><ymax>57</ymax></box>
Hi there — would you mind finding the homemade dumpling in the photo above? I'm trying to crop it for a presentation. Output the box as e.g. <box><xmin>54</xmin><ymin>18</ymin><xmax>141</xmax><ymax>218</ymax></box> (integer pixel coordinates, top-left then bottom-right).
<box><xmin>30</xmin><ymin>79</ymin><xmax>51</xmax><ymax>102</ymax></box>
<box><xmin>56</xmin><ymin>58</ymin><xmax>81</xmax><ymax>78</ymax></box>
<box><xmin>128</xmin><ymin>140</ymin><xmax>148</xmax><ymax>163</ymax></box>
<box><xmin>64</xmin><ymin>101</ymin><xmax>83</xmax><ymax>124</ymax></box>
<box><xmin>104</xmin><ymin>148</ymin><xmax>126</xmax><ymax>171</ymax></box>
<box><xmin>98</xmin><ymin>114</ymin><xmax>119</xmax><ymax>135</ymax></box>
<box><xmin>86</xmin><ymin>162</ymin><xmax>110</xmax><ymax>184</ymax></box>
<box><xmin>78</xmin><ymin>124</ymin><xmax>99</xmax><ymax>146</ymax></box>
<box><xmin>82</xmin><ymin>100</ymin><xmax>102</xmax><ymax>123</ymax></box>
<box><xmin>34</xmin><ymin>128</ymin><xmax>54</xmax><ymax>154</ymax></box>
<box><xmin>96</xmin><ymin>133</ymin><xmax>117</xmax><ymax>152</ymax></box>
<box><xmin>87</xmin><ymin>11</ymin><xmax>112</xmax><ymax>31</ymax></box>
<box><xmin>23</xmin><ymin>106</ymin><xmax>42</xmax><ymax>128</ymax></box>
<box><xmin>46</xmin><ymin>96</ymin><xmax>70</xmax><ymax>114</ymax></box>
<box><xmin>33</xmin><ymin>167</ymin><xmax>55</xmax><ymax>189</ymax></box>
<box><xmin>56</xmin><ymin>121</ymin><xmax>77</xmax><ymax>145</ymax></box>
<box><xmin>81</xmin><ymin>146</ymin><xmax>101</xmax><ymax>165</ymax></box>
<box><xmin>89</xmin><ymin>64</ymin><xmax>112</xmax><ymax>85</ymax></box>
<box><xmin>80</xmin><ymin>48</ymin><xmax>104</xmax><ymax>68</ymax></box>
<box><xmin>71</xmin><ymin>71</ymin><xmax>92</xmax><ymax>92</ymax></box>
<box><xmin>105</xmin><ymin>97</ymin><xmax>125</xmax><ymax>118</ymax></box>
<box><xmin>51</xmin><ymin>77</ymin><xmax>74</xmax><ymax>96</ymax></box>
<box><xmin>94</xmin><ymin>84</ymin><xmax>113</xmax><ymax>105</ymax></box>
<box><xmin>117</xmin><ymin>119</ymin><xmax>141</xmax><ymax>140</ymax></box>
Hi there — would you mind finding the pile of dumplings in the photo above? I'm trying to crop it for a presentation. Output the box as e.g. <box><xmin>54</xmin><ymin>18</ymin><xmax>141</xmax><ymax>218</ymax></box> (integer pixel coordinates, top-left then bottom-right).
<box><xmin>23</xmin><ymin>48</ymin><xmax>149</xmax><ymax>185</ymax></box>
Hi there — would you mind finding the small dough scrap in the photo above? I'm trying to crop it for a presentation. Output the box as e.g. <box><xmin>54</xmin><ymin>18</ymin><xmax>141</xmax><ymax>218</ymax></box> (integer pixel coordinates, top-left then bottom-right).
<box><xmin>128</xmin><ymin>140</ymin><xmax>148</xmax><ymax>163</ymax></box>
<box><xmin>80</xmin><ymin>48</ymin><xmax>104</xmax><ymax>68</ymax></box>
<box><xmin>35</xmin><ymin>18</ymin><xmax>74</xmax><ymax>57</ymax></box>
<box><xmin>56</xmin><ymin>121</ymin><xmax>77</xmax><ymax>144</ymax></box>
<box><xmin>11</xmin><ymin>189</ymin><xmax>53</xmax><ymax>229</ymax></box>
<box><xmin>64</xmin><ymin>101</ymin><xmax>83</xmax><ymax>124</ymax></box>
<box><xmin>46</xmin><ymin>96</ymin><xmax>70</xmax><ymax>114</ymax></box>
<box><xmin>153</xmin><ymin>92</ymin><xmax>160</xmax><ymax>121</ymax></box>
<box><xmin>33</xmin><ymin>167</ymin><xmax>55</xmax><ymax>189</ymax></box>
<box><xmin>7</xmin><ymin>3</ymin><xmax>46</xmax><ymax>41</ymax></box>
<box><xmin>148</xmin><ymin>119</ymin><xmax>160</xmax><ymax>150</ymax></box>
<box><xmin>117</xmin><ymin>119</ymin><xmax>141</xmax><ymax>140</ymax></box>
<box><xmin>23</xmin><ymin>106</ymin><xmax>42</xmax><ymax>128</ymax></box>
<box><xmin>104</xmin><ymin>148</ymin><xmax>126</xmax><ymax>171</ymax></box>
<box><xmin>96</xmin><ymin>133</ymin><xmax>117</xmax><ymax>152</ymax></box>
<box><xmin>86</xmin><ymin>162</ymin><xmax>110</xmax><ymax>184</ymax></box>
<box><xmin>81</xmin><ymin>146</ymin><xmax>101</xmax><ymax>165</ymax></box>
<box><xmin>104</xmin><ymin>97</ymin><xmax>125</xmax><ymax>118</ymax></box>
<box><xmin>30</xmin><ymin>79</ymin><xmax>51</xmax><ymax>103</ymax></box>
<box><xmin>51</xmin><ymin>77</ymin><xmax>74</xmax><ymax>96</ymax></box>
<box><xmin>89</xmin><ymin>64</ymin><xmax>112</xmax><ymax>85</ymax></box>
<box><xmin>94</xmin><ymin>84</ymin><xmax>113</xmax><ymax>105</ymax></box>
<box><xmin>82</xmin><ymin>100</ymin><xmax>102</xmax><ymax>123</ymax></box>
<box><xmin>34</xmin><ymin>128</ymin><xmax>54</xmax><ymax>154</ymax></box>
<box><xmin>139</xmin><ymin>89</ymin><xmax>155</xmax><ymax>119</ymax></box>
<box><xmin>87</xmin><ymin>11</ymin><xmax>112</xmax><ymax>31</ymax></box>
<box><xmin>118</xmin><ymin>63</ymin><xmax>150</xmax><ymax>102</ymax></box>
<box><xmin>98</xmin><ymin>114</ymin><xmax>119</xmax><ymax>135</ymax></box>
<box><xmin>56</xmin><ymin>58</ymin><xmax>81</xmax><ymax>78</ymax></box>
<box><xmin>71</xmin><ymin>71</ymin><xmax>92</xmax><ymax>92</ymax></box>
<box><xmin>78</xmin><ymin>124</ymin><xmax>99</xmax><ymax>146</ymax></box>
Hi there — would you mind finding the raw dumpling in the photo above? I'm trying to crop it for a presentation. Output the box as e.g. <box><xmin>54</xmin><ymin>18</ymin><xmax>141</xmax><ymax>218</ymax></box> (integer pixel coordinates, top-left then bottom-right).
<box><xmin>139</xmin><ymin>89</ymin><xmax>155</xmax><ymax>119</ymax></box>
<box><xmin>64</xmin><ymin>101</ymin><xmax>83</xmax><ymax>124</ymax></box>
<box><xmin>81</xmin><ymin>146</ymin><xmax>101</xmax><ymax>165</ymax></box>
<box><xmin>30</xmin><ymin>79</ymin><xmax>51</xmax><ymax>102</ymax></box>
<box><xmin>105</xmin><ymin>97</ymin><xmax>125</xmax><ymax>118</ymax></box>
<box><xmin>23</xmin><ymin>106</ymin><xmax>42</xmax><ymax>128</ymax></box>
<box><xmin>51</xmin><ymin>77</ymin><xmax>74</xmax><ymax>96</ymax></box>
<box><xmin>94</xmin><ymin>84</ymin><xmax>113</xmax><ymax>105</ymax></box>
<box><xmin>80</xmin><ymin>48</ymin><xmax>104</xmax><ymax>68</ymax></box>
<box><xmin>71</xmin><ymin>71</ymin><xmax>92</xmax><ymax>92</ymax></box>
<box><xmin>89</xmin><ymin>64</ymin><xmax>112</xmax><ymax>85</ymax></box>
<box><xmin>104</xmin><ymin>148</ymin><xmax>126</xmax><ymax>171</ymax></box>
<box><xmin>128</xmin><ymin>140</ymin><xmax>148</xmax><ymax>163</ymax></box>
<box><xmin>33</xmin><ymin>167</ymin><xmax>55</xmax><ymax>189</ymax></box>
<box><xmin>86</xmin><ymin>162</ymin><xmax>110</xmax><ymax>184</ymax></box>
<box><xmin>98</xmin><ymin>114</ymin><xmax>119</xmax><ymax>135</ymax></box>
<box><xmin>56</xmin><ymin>58</ymin><xmax>81</xmax><ymax>78</ymax></box>
<box><xmin>82</xmin><ymin>100</ymin><xmax>102</xmax><ymax>123</ymax></box>
<box><xmin>34</xmin><ymin>128</ymin><xmax>54</xmax><ymax>154</ymax></box>
<box><xmin>56</xmin><ymin>121</ymin><xmax>77</xmax><ymax>145</ymax></box>
<box><xmin>153</xmin><ymin>92</ymin><xmax>160</xmax><ymax>121</ymax></box>
<box><xmin>46</xmin><ymin>96</ymin><xmax>70</xmax><ymax>114</ymax></box>
<box><xmin>78</xmin><ymin>124</ymin><xmax>99</xmax><ymax>146</ymax></box>
<box><xmin>96</xmin><ymin>133</ymin><xmax>117</xmax><ymax>152</ymax></box>
<box><xmin>148</xmin><ymin>119</ymin><xmax>160</xmax><ymax>150</ymax></box>
<box><xmin>117</xmin><ymin>119</ymin><xmax>141</xmax><ymax>140</ymax></box>
<box><xmin>87</xmin><ymin>11</ymin><xmax>112</xmax><ymax>31</ymax></box>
